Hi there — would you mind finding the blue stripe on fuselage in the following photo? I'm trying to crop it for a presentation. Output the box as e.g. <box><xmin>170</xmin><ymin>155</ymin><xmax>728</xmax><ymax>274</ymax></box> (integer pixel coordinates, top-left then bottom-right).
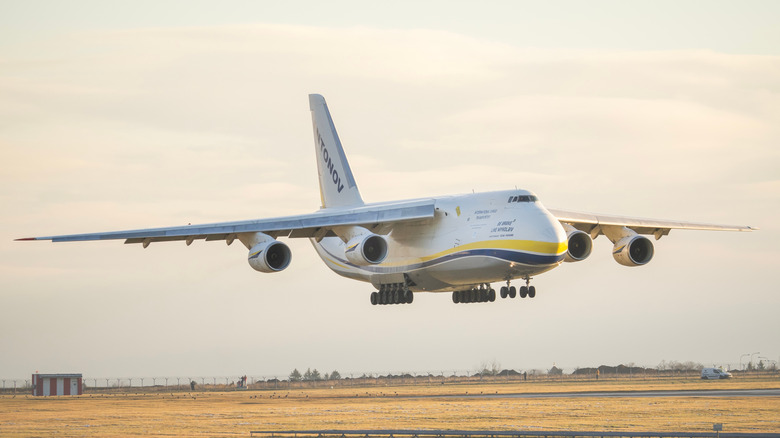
<box><xmin>317</xmin><ymin>244</ymin><xmax>564</xmax><ymax>275</ymax></box>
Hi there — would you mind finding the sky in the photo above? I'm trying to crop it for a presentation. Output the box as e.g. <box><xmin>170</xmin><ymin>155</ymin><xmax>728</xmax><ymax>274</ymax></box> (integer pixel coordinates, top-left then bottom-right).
<box><xmin>1</xmin><ymin>1</ymin><xmax>779</xmax><ymax>382</ymax></box>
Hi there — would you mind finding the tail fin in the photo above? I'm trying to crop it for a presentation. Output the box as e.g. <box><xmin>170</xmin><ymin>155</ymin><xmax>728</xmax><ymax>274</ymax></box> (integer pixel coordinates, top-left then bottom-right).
<box><xmin>309</xmin><ymin>94</ymin><xmax>364</xmax><ymax>208</ymax></box>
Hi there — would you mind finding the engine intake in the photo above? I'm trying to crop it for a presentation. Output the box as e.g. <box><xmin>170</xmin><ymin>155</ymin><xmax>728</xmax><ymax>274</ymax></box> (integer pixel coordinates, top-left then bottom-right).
<box><xmin>345</xmin><ymin>233</ymin><xmax>388</xmax><ymax>265</ymax></box>
<box><xmin>564</xmin><ymin>229</ymin><xmax>592</xmax><ymax>263</ymax></box>
<box><xmin>247</xmin><ymin>240</ymin><xmax>292</xmax><ymax>273</ymax></box>
<box><xmin>612</xmin><ymin>235</ymin><xmax>654</xmax><ymax>267</ymax></box>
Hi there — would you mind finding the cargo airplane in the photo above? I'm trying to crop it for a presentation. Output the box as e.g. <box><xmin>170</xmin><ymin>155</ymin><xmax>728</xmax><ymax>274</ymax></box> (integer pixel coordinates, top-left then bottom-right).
<box><xmin>17</xmin><ymin>94</ymin><xmax>756</xmax><ymax>305</ymax></box>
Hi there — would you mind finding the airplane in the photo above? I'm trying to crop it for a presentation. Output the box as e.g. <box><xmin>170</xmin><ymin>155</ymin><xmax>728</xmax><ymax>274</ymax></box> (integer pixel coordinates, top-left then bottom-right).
<box><xmin>17</xmin><ymin>94</ymin><xmax>756</xmax><ymax>306</ymax></box>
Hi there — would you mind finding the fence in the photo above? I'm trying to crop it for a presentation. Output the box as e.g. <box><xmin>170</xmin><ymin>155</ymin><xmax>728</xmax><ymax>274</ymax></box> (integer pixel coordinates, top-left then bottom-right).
<box><xmin>2</xmin><ymin>370</ymin><xmax>777</xmax><ymax>394</ymax></box>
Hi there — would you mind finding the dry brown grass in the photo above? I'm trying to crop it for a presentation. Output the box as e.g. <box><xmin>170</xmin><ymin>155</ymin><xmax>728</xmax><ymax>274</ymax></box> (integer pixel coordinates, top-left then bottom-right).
<box><xmin>2</xmin><ymin>377</ymin><xmax>778</xmax><ymax>437</ymax></box>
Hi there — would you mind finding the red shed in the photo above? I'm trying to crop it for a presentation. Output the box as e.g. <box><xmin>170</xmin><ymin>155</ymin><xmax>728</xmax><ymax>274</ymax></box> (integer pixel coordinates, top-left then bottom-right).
<box><xmin>32</xmin><ymin>373</ymin><xmax>82</xmax><ymax>396</ymax></box>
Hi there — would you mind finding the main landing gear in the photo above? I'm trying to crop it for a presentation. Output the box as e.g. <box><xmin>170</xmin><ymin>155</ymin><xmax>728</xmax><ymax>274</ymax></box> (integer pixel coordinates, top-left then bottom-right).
<box><xmin>370</xmin><ymin>283</ymin><xmax>413</xmax><ymax>306</ymax></box>
<box><xmin>452</xmin><ymin>284</ymin><xmax>496</xmax><ymax>304</ymax></box>
<box><xmin>499</xmin><ymin>276</ymin><xmax>536</xmax><ymax>300</ymax></box>
<box><xmin>371</xmin><ymin>277</ymin><xmax>538</xmax><ymax>305</ymax></box>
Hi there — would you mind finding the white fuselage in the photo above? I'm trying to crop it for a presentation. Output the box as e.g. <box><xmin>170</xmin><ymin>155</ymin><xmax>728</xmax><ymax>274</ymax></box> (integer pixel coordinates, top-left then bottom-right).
<box><xmin>311</xmin><ymin>189</ymin><xmax>568</xmax><ymax>292</ymax></box>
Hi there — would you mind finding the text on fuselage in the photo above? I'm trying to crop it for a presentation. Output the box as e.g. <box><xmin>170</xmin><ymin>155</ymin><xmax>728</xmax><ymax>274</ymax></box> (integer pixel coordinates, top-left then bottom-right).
<box><xmin>318</xmin><ymin>131</ymin><xmax>345</xmax><ymax>193</ymax></box>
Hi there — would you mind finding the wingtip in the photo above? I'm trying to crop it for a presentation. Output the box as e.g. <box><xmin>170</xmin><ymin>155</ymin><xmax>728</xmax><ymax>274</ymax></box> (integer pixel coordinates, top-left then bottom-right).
<box><xmin>15</xmin><ymin>237</ymin><xmax>37</xmax><ymax>241</ymax></box>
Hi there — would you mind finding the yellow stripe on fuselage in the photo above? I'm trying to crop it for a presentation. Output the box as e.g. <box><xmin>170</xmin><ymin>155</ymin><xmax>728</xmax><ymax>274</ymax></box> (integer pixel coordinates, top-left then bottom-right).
<box><xmin>382</xmin><ymin>239</ymin><xmax>567</xmax><ymax>268</ymax></box>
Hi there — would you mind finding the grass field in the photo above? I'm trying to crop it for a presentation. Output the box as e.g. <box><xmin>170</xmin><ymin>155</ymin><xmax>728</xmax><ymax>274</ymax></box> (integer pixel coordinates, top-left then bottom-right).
<box><xmin>1</xmin><ymin>377</ymin><xmax>778</xmax><ymax>437</ymax></box>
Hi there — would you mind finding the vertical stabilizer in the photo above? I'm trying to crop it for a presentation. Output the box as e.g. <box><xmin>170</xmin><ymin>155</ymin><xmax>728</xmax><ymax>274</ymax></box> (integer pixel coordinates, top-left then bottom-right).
<box><xmin>309</xmin><ymin>94</ymin><xmax>363</xmax><ymax>208</ymax></box>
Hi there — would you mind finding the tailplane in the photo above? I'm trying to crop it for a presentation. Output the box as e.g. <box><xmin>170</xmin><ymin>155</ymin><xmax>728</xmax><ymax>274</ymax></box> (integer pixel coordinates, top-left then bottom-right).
<box><xmin>309</xmin><ymin>94</ymin><xmax>363</xmax><ymax>208</ymax></box>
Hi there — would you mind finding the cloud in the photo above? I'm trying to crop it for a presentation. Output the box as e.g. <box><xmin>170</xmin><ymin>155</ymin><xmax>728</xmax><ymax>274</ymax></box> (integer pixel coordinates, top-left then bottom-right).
<box><xmin>1</xmin><ymin>22</ymin><xmax>777</xmax><ymax>378</ymax></box>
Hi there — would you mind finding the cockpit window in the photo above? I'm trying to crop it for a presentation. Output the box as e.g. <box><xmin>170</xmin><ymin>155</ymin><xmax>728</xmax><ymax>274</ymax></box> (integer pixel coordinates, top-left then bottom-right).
<box><xmin>507</xmin><ymin>195</ymin><xmax>538</xmax><ymax>203</ymax></box>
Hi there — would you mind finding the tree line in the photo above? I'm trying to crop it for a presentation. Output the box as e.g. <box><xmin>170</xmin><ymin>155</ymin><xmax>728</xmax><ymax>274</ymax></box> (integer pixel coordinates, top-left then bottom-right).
<box><xmin>288</xmin><ymin>368</ymin><xmax>341</xmax><ymax>382</ymax></box>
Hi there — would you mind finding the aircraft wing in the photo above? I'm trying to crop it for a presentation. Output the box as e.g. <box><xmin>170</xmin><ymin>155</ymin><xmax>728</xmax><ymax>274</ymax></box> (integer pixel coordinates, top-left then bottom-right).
<box><xmin>548</xmin><ymin>208</ymin><xmax>756</xmax><ymax>239</ymax></box>
<box><xmin>16</xmin><ymin>199</ymin><xmax>436</xmax><ymax>246</ymax></box>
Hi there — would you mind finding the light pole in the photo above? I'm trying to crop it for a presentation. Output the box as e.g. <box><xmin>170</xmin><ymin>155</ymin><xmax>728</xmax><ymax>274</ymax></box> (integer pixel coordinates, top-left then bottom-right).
<box><xmin>750</xmin><ymin>352</ymin><xmax>760</xmax><ymax>370</ymax></box>
<box><xmin>740</xmin><ymin>353</ymin><xmax>750</xmax><ymax>370</ymax></box>
<box><xmin>759</xmin><ymin>357</ymin><xmax>773</xmax><ymax>370</ymax></box>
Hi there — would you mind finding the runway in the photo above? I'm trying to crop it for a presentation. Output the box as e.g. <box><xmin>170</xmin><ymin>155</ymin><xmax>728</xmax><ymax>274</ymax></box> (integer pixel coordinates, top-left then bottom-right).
<box><xmin>432</xmin><ymin>388</ymin><xmax>780</xmax><ymax>399</ymax></box>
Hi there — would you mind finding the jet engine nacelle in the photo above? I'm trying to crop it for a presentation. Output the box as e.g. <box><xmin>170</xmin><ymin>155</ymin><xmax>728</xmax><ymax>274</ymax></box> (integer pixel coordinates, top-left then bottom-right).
<box><xmin>612</xmin><ymin>234</ymin><xmax>654</xmax><ymax>267</ymax></box>
<box><xmin>564</xmin><ymin>229</ymin><xmax>593</xmax><ymax>263</ymax></box>
<box><xmin>345</xmin><ymin>233</ymin><xmax>388</xmax><ymax>265</ymax></box>
<box><xmin>247</xmin><ymin>239</ymin><xmax>292</xmax><ymax>273</ymax></box>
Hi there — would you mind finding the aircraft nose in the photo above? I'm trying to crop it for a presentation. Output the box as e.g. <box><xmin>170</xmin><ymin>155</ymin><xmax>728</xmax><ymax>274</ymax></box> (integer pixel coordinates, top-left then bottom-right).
<box><xmin>536</xmin><ymin>206</ymin><xmax>568</xmax><ymax>260</ymax></box>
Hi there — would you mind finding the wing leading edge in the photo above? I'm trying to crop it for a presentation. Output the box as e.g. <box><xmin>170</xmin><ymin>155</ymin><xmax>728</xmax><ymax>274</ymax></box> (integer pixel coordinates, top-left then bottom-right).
<box><xmin>549</xmin><ymin>208</ymin><xmax>756</xmax><ymax>239</ymax></box>
<box><xmin>17</xmin><ymin>199</ymin><xmax>436</xmax><ymax>246</ymax></box>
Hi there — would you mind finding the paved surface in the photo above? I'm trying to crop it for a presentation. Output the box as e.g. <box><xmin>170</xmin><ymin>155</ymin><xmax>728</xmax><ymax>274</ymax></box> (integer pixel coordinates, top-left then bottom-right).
<box><xmin>431</xmin><ymin>388</ymin><xmax>780</xmax><ymax>399</ymax></box>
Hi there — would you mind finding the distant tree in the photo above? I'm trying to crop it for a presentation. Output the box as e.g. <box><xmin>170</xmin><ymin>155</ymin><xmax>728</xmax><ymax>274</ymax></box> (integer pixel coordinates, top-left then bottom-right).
<box><xmin>659</xmin><ymin>360</ymin><xmax>703</xmax><ymax>372</ymax></box>
<box><xmin>548</xmin><ymin>366</ymin><xmax>563</xmax><ymax>375</ymax></box>
<box><xmin>303</xmin><ymin>368</ymin><xmax>322</xmax><ymax>381</ymax></box>
<box><xmin>758</xmin><ymin>360</ymin><xmax>766</xmax><ymax>371</ymax></box>
<box><xmin>289</xmin><ymin>369</ymin><xmax>302</xmax><ymax>382</ymax></box>
<box><xmin>329</xmin><ymin>370</ymin><xmax>341</xmax><ymax>380</ymax></box>
<box><xmin>478</xmin><ymin>360</ymin><xmax>501</xmax><ymax>376</ymax></box>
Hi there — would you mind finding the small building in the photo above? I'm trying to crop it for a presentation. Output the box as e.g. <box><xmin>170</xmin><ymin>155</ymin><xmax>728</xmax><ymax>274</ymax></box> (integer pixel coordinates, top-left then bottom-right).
<box><xmin>32</xmin><ymin>373</ymin><xmax>83</xmax><ymax>396</ymax></box>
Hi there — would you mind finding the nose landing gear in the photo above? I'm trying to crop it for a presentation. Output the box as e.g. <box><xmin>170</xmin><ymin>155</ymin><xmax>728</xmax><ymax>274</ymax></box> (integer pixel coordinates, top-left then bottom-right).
<box><xmin>500</xmin><ymin>276</ymin><xmax>536</xmax><ymax>299</ymax></box>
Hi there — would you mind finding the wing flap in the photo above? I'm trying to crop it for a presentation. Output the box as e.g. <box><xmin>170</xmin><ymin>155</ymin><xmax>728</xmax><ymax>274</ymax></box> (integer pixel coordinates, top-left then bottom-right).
<box><xmin>19</xmin><ymin>199</ymin><xmax>436</xmax><ymax>244</ymax></box>
<box><xmin>549</xmin><ymin>208</ymin><xmax>756</xmax><ymax>237</ymax></box>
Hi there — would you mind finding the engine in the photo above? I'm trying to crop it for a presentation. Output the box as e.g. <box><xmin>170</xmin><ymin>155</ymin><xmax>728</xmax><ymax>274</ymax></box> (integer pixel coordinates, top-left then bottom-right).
<box><xmin>247</xmin><ymin>239</ymin><xmax>292</xmax><ymax>273</ymax></box>
<box><xmin>612</xmin><ymin>234</ymin><xmax>654</xmax><ymax>267</ymax></box>
<box><xmin>563</xmin><ymin>229</ymin><xmax>593</xmax><ymax>263</ymax></box>
<box><xmin>345</xmin><ymin>233</ymin><xmax>388</xmax><ymax>265</ymax></box>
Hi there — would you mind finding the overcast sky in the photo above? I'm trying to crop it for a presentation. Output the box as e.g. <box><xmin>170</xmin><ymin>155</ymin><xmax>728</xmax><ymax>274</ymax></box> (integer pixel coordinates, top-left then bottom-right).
<box><xmin>1</xmin><ymin>1</ymin><xmax>778</xmax><ymax>381</ymax></box>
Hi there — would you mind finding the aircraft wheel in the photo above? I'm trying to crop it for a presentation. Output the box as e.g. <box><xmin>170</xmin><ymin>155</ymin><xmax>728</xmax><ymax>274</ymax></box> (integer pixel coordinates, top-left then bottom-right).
<box><xmin>469</xmin><ymin>289</ymin><xmax>476</xmax><ymax>303</ymax></box>
<box><xmin>489</xmin><ymin>288</ymin><xmax>496</xmax><ymax>302</ymax></box>
<box><xmin>528</xmin><ymin>286</ymin><xmax>536</xmax><ymax>298</ymax></box>
<box><xmin>520</xmin><ymin>286</ymin><xmax>528</xmax><ymax>298</ymax></box>
<box><xmin>370</xmin><ymin>292</ymin><xmax>378</xmax><ymax>305</ymax></box>
<box><xmin>380</xmin><ymin>290</ymin><xmax>387</xmax><ymax>305</ymax></box>
<box><xmin>509</xmin><ymin>286</ymin><xmax>517</xmax><ymax>298</ymax></box>
<box><xmin>392</xmin><ymin>290</ymin><xmax>400</xmax><ymax>304</ymax></box>
<box><xmin>452</xmin><ymin>291</ymin><xmax>459</xmax><ymax>303</ymax></box>
<box><xmin>500</xmin><ymin>286</ymin><xmax>507</xmax><ymax>299</ymax></box>
<box><xmin>479</xmin><ymin>289</ymin><xmax>487</xmax><ymax>302</ymax></box>
<box><xmin>405</xmin><ymin>290</ymin><xmax>414</xmax><ymax>304</ymax></box>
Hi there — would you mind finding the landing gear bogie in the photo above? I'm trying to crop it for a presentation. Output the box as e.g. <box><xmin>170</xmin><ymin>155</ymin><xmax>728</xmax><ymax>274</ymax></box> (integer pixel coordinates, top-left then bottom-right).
<box><xmin>452</xmin><ymin>284</ymin><xmax>496</xmax><ymax>304</ymax></box>
<box><xmin>371</xmin><ymin>282</ymin><xmax>414</xmax><ymax>306</ymax></box>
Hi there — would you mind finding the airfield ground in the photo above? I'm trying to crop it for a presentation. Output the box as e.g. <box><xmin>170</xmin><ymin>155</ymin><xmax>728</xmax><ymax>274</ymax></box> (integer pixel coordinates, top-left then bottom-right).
<box><xmin>1</xmin><ymin>376</ymin><xmax>778</xmax><ymax>437</ymax></box>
